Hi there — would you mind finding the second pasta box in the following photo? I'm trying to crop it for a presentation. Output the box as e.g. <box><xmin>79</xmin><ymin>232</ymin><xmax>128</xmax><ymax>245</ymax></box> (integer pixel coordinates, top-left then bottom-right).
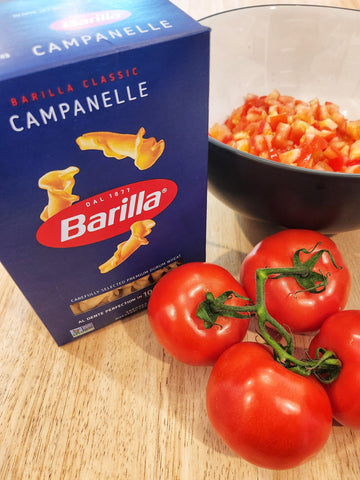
<box><xmin>0</xmin><ymin>0</ymin><xmax>210</xmax><ymax>345</ymax></box>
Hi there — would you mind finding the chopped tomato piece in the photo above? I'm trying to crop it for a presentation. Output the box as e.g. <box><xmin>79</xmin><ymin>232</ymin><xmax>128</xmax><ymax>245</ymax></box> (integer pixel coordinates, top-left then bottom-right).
<box><xmin>272</xmin><ymin>122</ymin><xmax>292</xmax><ymax>150</ymax></box>
<box><xmin>279</xmin><ymin>148</ymin><xmax>301</xmax><ymax>165</ymax></box>
<box><xmin>328</xmin><ymin>156</ymin><xmax>345</xmax><ymax>172</ymax></box>
<box><xmin>269</xmin><ymin>113</ymin><xmax>288</xmax><ymax>130</ymax></box>
<box><xmin>209</xmin><ymin>123</ymin><xmax>232</xmax><ymax>143</ymax></box>
<box><xmin>246</xmin><ymin>107</ymin><xmax>266</xmax><ymax>123</ymax></box>
<box><xmin>347</xmin><ymin>120</ymin><xmax>360</xmax><ymax>140</ymax></box>
<box><xmin>235</xmin><ymin>138</ymin><xmax>250</xmax><ymax>153</ymax></box>
<box><xmin>313</xmin><ymin>162</ymin><xmax>333</xmax><ymax>171</ymax></box>
<box><xmin>347</xmin><ymin>164</ymin><xmax>360</xmax><ymax>173</ymax></box>
<box><xmin>301</xmin><ymin>131</ymin><xmax>328</xmax><ymax>152</ymax></box>
<box><xmin>318</xmin><ymin>118</ymin><xmax>338</xmax><ymax>131</ymax></box>
<box><xmin>350</xmin><ymin>140</ymin><xmax>360</xmax><ymax>161</ymax></box>
<box><xmin>324</xmin><ymin>145</ymin><xmax>340</xmax><ymax>160</ymax></box>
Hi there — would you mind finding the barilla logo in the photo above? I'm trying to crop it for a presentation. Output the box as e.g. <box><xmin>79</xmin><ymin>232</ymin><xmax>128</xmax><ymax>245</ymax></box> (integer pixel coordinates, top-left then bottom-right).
<box><xmin>50</xmin><ymin>10</ymin><xmax>132</xmax><ymax>31</ymax></box>
<box><xmin>36</xmin><ymin>179</ymin><xmax>177</xmax><ymax>248</ymax></box>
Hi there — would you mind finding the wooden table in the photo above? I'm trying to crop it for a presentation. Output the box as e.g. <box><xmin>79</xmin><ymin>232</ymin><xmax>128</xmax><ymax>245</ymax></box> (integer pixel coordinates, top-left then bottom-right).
<box><xmin>1</xmin><ymin>1</ymin><xmax>359</xmax><ymax>479</ymax></box>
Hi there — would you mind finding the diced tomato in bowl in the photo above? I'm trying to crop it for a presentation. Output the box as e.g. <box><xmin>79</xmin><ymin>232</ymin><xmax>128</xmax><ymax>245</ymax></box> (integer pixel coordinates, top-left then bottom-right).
<box><xmin>209</xmin><ymin>90</ymin><xmax>360</xmax><ymax>174</ymax></box>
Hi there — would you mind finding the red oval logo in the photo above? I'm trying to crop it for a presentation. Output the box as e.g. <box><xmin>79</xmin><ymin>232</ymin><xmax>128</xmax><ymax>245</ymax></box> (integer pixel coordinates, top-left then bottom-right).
<box><xmin>36</xmin><ymin>179</ymin><xmax>177</xmax><ymax>248</ymax></box>
<box><xmin>50</xmin><ymin>10</ymin><xmax>132</xmax><ymax>31</ymax></box>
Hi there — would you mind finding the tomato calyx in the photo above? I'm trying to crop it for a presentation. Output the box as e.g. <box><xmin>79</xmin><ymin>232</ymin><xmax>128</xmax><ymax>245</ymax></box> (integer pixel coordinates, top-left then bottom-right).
<box><xmin>262</xmin><ymin>243</ymin><xmax>342</xmax><ymax>295</ymax></box>
<box><xmin>305</xmin><ymin>347</ymin><xmax>344</xmax><ymax>384</ymax></box>
<box><xmin>289</xmin><ymin>243</ymin><xmax>342</xmax><ymax>294</ymax></box>
<box><xmin>197</xmin><ymin>246</ymin><xmax>343</xmax><ymax>383</ymax></box>
<box><xmin>196</xmin><ymin>290</ymin><xmax>255</xmax><ymax>329</ymax></box>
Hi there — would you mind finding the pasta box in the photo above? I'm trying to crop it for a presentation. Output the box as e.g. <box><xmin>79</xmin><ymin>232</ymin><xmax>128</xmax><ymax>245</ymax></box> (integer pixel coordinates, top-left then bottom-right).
<box><xmin>0</xmin><ymin>0</ymin><xmax>210</xmax><ymax>345</ymax></box>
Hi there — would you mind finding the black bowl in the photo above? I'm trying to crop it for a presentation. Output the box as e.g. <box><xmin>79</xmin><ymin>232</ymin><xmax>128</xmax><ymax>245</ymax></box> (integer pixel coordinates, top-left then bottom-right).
<box><xmin>202</xmin><ymin>5</ymin><xmax>360</xmax><ymax>233</ymax></box>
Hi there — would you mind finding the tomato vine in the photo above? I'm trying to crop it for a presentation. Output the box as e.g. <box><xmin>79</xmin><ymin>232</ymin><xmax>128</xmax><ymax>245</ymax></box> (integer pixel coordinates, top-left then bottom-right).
<box><xmin>196</xmin><ymin>245</ymin><xmax>343</xmax><ymax>383</ymax></box>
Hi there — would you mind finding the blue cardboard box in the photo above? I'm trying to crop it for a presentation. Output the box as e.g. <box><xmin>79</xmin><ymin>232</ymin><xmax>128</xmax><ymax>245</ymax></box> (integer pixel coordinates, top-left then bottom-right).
<box><xmin>0</xmin><ymin>0</ymin><xmax>210</xmax><ymax>345</ymax></box>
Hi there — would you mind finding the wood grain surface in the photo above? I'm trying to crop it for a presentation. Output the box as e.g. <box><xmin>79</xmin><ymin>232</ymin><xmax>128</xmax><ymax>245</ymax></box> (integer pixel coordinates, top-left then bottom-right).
<box><xmin>1</xmin><ymin>1</ymin><xmax>360</xmax><ymax>479</ymax></box>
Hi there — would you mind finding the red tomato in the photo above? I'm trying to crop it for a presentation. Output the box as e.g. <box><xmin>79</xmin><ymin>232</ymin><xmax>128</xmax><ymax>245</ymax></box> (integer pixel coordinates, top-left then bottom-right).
<box><xmin>308</xmin><ymin>310</ymin><xmax>360</xmax><ymax>429</ymax></box>
<box><xmin>240</xmin><ymin>229</ymin><xmax>350</xmax><ymax>333</ymax></box>
<box><xmin>147</xmin><ymin>263</ymin><xmax>250</xmax><ymax>366</ymax></box>
<box><xmin>206</xmin><ymin>342</ymin><xmax>333</xmax><ymax>470</ymax></box>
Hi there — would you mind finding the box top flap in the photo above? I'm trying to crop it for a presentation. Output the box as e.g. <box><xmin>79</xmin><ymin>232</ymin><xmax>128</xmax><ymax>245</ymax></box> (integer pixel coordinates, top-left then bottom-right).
<box><xmin>0</xmin><ymin>0</ymin><xmax>208</xmax><ymax>81</ymax></box>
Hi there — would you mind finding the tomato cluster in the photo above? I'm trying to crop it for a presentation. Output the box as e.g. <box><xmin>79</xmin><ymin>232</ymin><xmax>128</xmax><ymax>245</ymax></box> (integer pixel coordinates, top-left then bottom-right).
<box><xmin>209</xmin><ymin>90</ymin><xmax>360</xmax><ymax>173</ymax></box>
<box><xmin>147</xmin><ymin>229</ymin><xmax>360</xmax><ymax>470</ymax></box>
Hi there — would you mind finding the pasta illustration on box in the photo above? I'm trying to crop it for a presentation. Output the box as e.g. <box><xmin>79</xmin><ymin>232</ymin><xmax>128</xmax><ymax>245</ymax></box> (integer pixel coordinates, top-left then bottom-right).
<box><xmin>98</xmin><ymin>219</ymin><xmax>156</xmax><ymax>273</ymax></box>
<box><xmin>38</xmin><ymin>166</ymin><xmax>80</xmax><ymax>221</ymax></box>
<box><xmin>38</xmin><ymin>128</ymin><xmax>163</xmax><ymax>273</ymax></box>
<box><xmin>76</xmin><ymin>128</ymin><xmax>165</xmax><ymax>170</ymax></box>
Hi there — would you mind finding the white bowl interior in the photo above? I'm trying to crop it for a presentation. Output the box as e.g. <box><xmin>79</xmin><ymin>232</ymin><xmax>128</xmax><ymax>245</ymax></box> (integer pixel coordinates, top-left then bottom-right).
<box><xmin>203</xmin><ymin>5</ymin><xmax>360</xmax><ymax>125</ymax></box>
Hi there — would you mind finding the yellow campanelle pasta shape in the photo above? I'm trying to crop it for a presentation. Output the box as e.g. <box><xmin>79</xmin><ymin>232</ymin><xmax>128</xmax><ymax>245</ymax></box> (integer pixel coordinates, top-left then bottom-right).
<box><xmin>99</xmin><ymin>219</ymin><xmax>156</xmax><ymax>274</ymax></box>
<box><xmin>38</xmin><ymin>166</ymin><xmax>80</xmax><ymax>221</ymax></box>
<box><xmin>75</xmin><ymin>127</ymin><xmax>165</xmax><ymax>170</ymax></box>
